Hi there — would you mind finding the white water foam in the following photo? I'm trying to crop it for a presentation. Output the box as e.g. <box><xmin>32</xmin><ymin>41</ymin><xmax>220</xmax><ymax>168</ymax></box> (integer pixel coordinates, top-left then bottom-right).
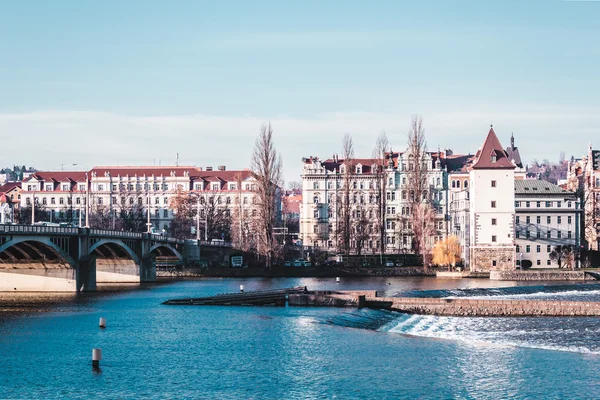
<box><xmin>385</xmin><ymin>314</ymin><xmax>600</xmax><ymax>355</ymax></box>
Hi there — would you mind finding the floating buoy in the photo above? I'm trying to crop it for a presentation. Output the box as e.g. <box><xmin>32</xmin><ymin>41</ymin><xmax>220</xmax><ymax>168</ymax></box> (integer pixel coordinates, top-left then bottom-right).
<box><xmin>92</xmin><ymin>348</ymin><xmax>102</xmax><ymax>369</ymax></box>
<box><xmin>99</xmin><ymin>317</ymin><xmax>106</xmax><ymax>329</ymax></box>
<box><xmin>240</xmin><ymin>284</ymin><xmax>244</xmax><ymax>293</ymax></box>
<box><xmin>336</xmin><ymin>277</ymin><xmax>340</xmax><ymax>283</ymax></box>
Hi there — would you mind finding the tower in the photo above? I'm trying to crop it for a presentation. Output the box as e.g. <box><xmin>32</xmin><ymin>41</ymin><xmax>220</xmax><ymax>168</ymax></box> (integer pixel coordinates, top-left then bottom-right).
<box><xmin>469</xmin><ymin>127</ymin><xmax>516</xmax><ymax>272</ymax></box>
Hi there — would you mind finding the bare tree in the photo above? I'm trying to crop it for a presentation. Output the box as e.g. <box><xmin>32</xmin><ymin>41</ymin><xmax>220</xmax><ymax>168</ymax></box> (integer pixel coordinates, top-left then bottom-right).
<box><xmin>338</xmin><ymin>133</ymin><xmax>355</xmax><ymax>256</ymax></box>
<box><xmin>406</xmin><ymin>115</ymin><xmax>436</xmax><ymax>265</ymax></box>
<box><xmin>353</xmin><ymin>204</ymin><xmax>370</xmax><ymax>256</ymax></box>
<box><xmin>372</xmin><ymin>131</ymin><xmax>390</xmax><ymax>260</ymax></box>
<box><xmin>251</xmin><ymin>123</ymin><xmax>283</xmax><ymax>268</ymax></box>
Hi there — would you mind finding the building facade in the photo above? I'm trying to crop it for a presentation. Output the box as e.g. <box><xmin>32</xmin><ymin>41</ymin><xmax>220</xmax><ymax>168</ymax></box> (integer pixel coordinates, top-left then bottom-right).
<box><xmin>567</xmin><ymin>144</ymin><xmax>600</xmax><ymax>250</ymax></box>
<box><xmin>300</xmin><ymin>149</ymin><xmax>449</xmax><ymax>254</ymax></box>
<box><xmin>514</xmin><ymin>180</ymin><xmax>581</xmax><ymax>268</ymax></box>
<box><xmin>18</xmin><ymin>166</ymin><xmax>259</xmax><ymax>237</ymax></box>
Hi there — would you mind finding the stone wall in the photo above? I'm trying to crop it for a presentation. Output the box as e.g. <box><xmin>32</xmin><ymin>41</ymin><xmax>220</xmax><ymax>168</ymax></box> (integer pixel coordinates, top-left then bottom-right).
<box><xmin>490</xmin><ymin>270</ymin><xmax>591</xmax><ymax>281</ymax></box>
<box><xmin>368</xmin><ymin>296</ymin><xmax>600</xmax><ymax>317</ymax></box>
<box><xmin>471</xmin><ymin>246</ymin><xmax>515</xmax><ymax>272</ymax></box>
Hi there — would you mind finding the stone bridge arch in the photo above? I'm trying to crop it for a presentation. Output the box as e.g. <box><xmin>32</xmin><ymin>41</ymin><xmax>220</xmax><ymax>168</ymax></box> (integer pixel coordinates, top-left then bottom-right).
<box><xmin>89</xmin><ymin>239</ymin><xmax>141</xmax><ymax>265</ymax></box>
<box><xmin>0</xmin><ymin>237</ymin><xmax>76</xmax><ymax>267</ymax></box>
<box><xmin>149</xmin><ymin>243</ymin><xmax>184</xmax><ymax>262</ymax></box>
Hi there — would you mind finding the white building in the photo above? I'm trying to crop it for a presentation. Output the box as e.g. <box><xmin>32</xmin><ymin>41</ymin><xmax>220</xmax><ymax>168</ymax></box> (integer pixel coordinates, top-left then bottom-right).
<box><xmin>19</xmin><ymin>166</ymin><xmax>258</xmax><ymax>234</ymax></box>
<box><xmin>300</xmin><ymin>149</ymin><xmax>449</xmax><ymax>254</ymax></box>
<box><xmin>514</xmin><ymin>180</ymin><xmax>581</xmax><ymax>268</ymax></box>
<box><xmin>469</xmin><ymin>128</ymin><xmax>517</xmax><ymax>272</ymax></box>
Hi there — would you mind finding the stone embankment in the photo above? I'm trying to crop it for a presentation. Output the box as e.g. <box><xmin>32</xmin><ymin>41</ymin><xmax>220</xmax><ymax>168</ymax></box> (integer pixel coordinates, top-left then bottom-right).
<box><xmin>490</xmin><ymin>270</ymin><xmax>594</xmax><ymax>281</ymax></box>
<box><xmin>366</xmin><ymin>296</ymin><xmax>600</xmax><ymax>317</ymax></box>
<box><xmin>290</xmin><ymin>290</ymin><xmax>600</xmax><ymax>317</ymax></box>
<box><xmin>159</xmin><ymin>266</ymin><xmax>432</xmax><ymax>278</ymax></box>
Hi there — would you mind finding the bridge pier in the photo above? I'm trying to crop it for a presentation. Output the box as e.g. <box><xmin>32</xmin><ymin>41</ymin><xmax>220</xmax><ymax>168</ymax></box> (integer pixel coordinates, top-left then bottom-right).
<box><xmin>76</xmin><ymin>255</ymin><xmax>97</xmax><ymax>292</ymax></box>
<box><xmin>140</xmin><ymin>255</ymin><xmax>156</xmax><ymax>282</ymax></box>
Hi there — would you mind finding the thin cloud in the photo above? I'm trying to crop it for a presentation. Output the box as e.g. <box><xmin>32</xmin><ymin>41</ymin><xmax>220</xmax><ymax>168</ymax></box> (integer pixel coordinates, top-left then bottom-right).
<box><xmin>0</xmin><ymin>107</ymin><xmax>598</xmax><ymax>181</ymax></box>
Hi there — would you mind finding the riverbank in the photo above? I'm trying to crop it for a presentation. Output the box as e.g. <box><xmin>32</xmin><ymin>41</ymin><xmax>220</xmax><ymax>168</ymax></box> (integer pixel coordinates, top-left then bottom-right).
<box><xmin>158</xmin><ymin>266</ymin><xmax>433</xmax><ymax>278</ymax></box>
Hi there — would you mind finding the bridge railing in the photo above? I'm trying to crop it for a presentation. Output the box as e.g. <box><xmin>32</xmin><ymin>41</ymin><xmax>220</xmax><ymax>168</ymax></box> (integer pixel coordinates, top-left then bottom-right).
<box><xmin>89</xmin><ymin>229</ymin><xmax>143</xmax><ymax>239</ymax></box>
<box><xmin>0</xmin><ymin>224</ymin><xmax>79</xmax><ymax>235</ymax></box>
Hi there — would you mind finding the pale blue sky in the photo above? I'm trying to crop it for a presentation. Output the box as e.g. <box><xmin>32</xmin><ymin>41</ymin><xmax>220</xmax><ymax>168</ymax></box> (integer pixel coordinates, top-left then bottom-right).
<box><xmin>1</xmin><ymin>0</ymin><xmax>599</xmax><ymax>181</ymax></box>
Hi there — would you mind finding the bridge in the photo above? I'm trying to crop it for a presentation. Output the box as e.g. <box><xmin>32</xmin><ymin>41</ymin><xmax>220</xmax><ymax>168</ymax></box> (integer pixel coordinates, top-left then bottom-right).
<box><xmin>0</xmin><ymin>224</ymin><xmax>232</xmax><ymax>292</ymax></box>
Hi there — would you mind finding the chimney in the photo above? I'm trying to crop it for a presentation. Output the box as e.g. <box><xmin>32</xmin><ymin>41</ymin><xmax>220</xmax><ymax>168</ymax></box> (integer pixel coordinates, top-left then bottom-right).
<box><xmin>218</xmin><ymin>165</ymin><xmax>226</xmax><ymax>171</ymax></box>
<box><xmin>206</xmin><ymin>166</ymin><xmax>213</xmax><ymax>172</ymax></box>
<box><xmin>198</xmin><ymin>167</ymin><xmax>203</xmax><ymax>171</ymax></box>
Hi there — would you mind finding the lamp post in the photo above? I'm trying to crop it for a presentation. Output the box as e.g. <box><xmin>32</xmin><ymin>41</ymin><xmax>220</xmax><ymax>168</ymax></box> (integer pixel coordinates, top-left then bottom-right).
<box><xmin>85</xmin><ymin>173</ymin><xmax>90</xmax><ymax>228</ymax></box>
<box><xmin>31</xmin><ymin>191</ymin><xmax>35</xmax><ymax>225</ymax></box>
<box><xmin>519</xmin><ymin>252</ymin><xmax>523</xmax><ymax>269</ymax></box>
<box><xmin>146</xmin><ymin>188</ymin><xmax>152</xmax><ymax>233</ymax></box>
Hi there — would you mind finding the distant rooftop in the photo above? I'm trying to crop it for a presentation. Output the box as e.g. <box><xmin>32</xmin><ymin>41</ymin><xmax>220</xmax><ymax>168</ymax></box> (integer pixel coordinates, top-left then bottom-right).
<box><xmin>514</xmin><ymin>179</ymin><xmax>573</xmax><ymax>195</ymax></box>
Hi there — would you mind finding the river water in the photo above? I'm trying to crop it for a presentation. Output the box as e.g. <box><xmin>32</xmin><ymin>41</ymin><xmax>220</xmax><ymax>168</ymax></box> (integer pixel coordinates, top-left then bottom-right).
<box><xmin>1</xmin><ymin>277</ymin><xmax>599</xmax><ymax>399</ymax></box>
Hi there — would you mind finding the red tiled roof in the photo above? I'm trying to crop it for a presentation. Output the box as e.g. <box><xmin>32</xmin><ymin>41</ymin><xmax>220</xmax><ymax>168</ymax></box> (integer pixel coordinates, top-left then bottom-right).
<box><xmin>22</xmin><ymin>171</ymin><xmax>87</xmax><ymax>183</ymax></box>
<box><xmin>0</xmin><ymin>182</ymin><xmax>21</xmax><ymax>193</ymax></box>
<box><xmin>471</xmin><ymin>128</ymin><xmax>516</xmax><ymax>170</ymax></box>
<box><xmin>90</xmin><ymin>166</ymin><xmax>196</xmax><ymax>178</ymax></box>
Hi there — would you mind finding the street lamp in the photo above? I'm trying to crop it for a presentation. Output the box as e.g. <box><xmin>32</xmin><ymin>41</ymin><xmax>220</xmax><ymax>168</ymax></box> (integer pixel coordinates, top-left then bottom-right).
<box><xmin>519</xmin><ymin>252</ymin><xmax>523</xmax><ymax>269</ymax></box>
<box><xmin>189</xmin><ymin>192</ymin><xmax>207</xmax><ymax>241</ymax></box>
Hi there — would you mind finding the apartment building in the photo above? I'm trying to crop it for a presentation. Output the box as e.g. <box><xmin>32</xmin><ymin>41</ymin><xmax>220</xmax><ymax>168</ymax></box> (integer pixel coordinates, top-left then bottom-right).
<box><xmin>514</xmin><ymin>180</ymin><xmax>581</xmax><ymax>268</ymax></box>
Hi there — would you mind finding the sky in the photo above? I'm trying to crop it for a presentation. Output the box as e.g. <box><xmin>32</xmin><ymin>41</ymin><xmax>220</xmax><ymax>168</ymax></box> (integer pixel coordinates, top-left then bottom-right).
<box><xmin>1</xmin><ymin>0</ymin><xmax>599</xmax><ymax>183</ymax></box>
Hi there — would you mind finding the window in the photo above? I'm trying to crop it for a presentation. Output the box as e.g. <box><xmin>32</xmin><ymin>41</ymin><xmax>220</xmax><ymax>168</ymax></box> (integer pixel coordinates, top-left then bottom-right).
<box><xmin>516</xmin><ymin>245</ymin><xmax>520</xmax><ymax>252</ymax></box>
<box><xmin>59</xmin><ymin>198</ymin><xmax>64</xmax><ymax>205</ymax></box>
<box><xmin>547</xmin><ymin>260</ymin><xmax>551</xmax><ymax>265</ymax></box>
<box><xmin>536</xmin><ymin>245</ymin><xmax>541</xmax><ymax>253</ymax></box>
<box><xmin>491</xmin><ymin>180</ymin><xmax>496</xmax><ymax>188</ymax></box>
<box><xmin>163</xmin><ymin>209</ymin><xmax>169</xmax><ymax>218</ymax></box>
<box><xmin>51</xmin><ymin>197</ymin><xmax>56</xmax><ymax>205</ymax></box>
<box><xmin>547</xmin><ymin>230</ymin><xmax>551</xmax><ymax>238</ymax></box>
<box><xmin>526</xmin><ymin>230</ymin><xmax>530</xmax><ymax>239</ymax></box>
<box><xmin>547</xmin><ymin>245</ymin><xmax>551</xmax><ymax>252</ymax></box>
<box><xmin>464</xmin><ymin>180</ymin><xmax>468</xmax><ymax>188</ymax></box>
<box><xmin>536</xmin><ymin>230</ymin><xmax>541</xmax><ymax>238</ymax></box>
<box><xmin>491</xmin><ymin>201</ymin><xmax>496</xmax><ymax>208</ymax></box>
<box><xmin>76</xmin><ymin>197</ymin><xmax>81</xmax><ymax>205</ymax></box>
<box><xmin>112</xmin><ymin>184</ymin><xmax>117</xmax><ymax>191</ymax></box>
<box><xmin>62</xmin><ymin>184</ymin><xmax>69</xmax><ymax>191</ymax></box>
<box><xmin>491</xmin><ymin>155</ymin><xmax>497</xmax><ymax>163</ymax></box>
<box><xmin>491</xmin><ymin>218</ymin><xmax>497</xmax><ymax>226</ymax></box>
<box><xmin>45</xmin><ymin>184</ymin><xmax>53</xmax><ymax>191</ymax></box>
<box><xmin>155</xmin><ymin>209</ymin><xmax>160</xmax><ymax>217</ymax></box>
<box><xmin>568</xmin><ymin>216</ymin><xmax>572</xmax><ymax>224</ymax></box>
<box><xmin>491</xmin><ymin>235</ymin><xmax>497</xmax><ymax>242</ymax></box>
<box><xmin>568</xmin><ymin>201</ymin><xmax>572</xmax><ymax>208</ymax></box>
<box><xmin>516</xmin><ymin>216</ymin><xmax>520</xmax><ymax>224</ymax></box>
<box><xmin>98</xmin><ymin>197</ymin><xmax>103</xmax><ymax>205</ymax></box>
<box><xmin>313</xmin><ymin>182</ymin><xmax>319</xmax><ymax>190</ymax></box>
<box><xmin>515</xmin><ymin>201</ymin><xmax>520</xmax><ymax>207</ymax></box>
<box><xmin>558</xmin><ymin>231</ymin><xmax>562</xmax><ymax>239</ymax></box>
<box><xmin>526</xmin><ymin>201</ymin><xmax>530</xmax><ymax>208</ymax></box>
<box><xmin>212</xmin><ymin>183</ymin><xmax>220</xmax><ymax>191</ymax></box>
<box><xmin>492</xmin><ymin>260</ymin><xmax>497</xmax><ymax>267</ymax></box>
<box><xmin>536</xmin><ymin>201</ymin><xmax>541</xmax><ymax>208</ymax></box>
<box><xmin>516</xmin><ymin>231</ymin><xmax>520</xmax><ymax>238</ymax></box>
<box><xmin>526</xmin><ymin>216</ymin><xmax>530</xmax><ymax>224</ymax></box>
<box><xmin>155</xmin><ymin>197</ymin><xmax>159</xmax><ymax>204</ymax></box>
<box><xmin>327</xmin><ymin>182</ymin><xmax>333</xmax><ymax>190</ymax></box>
<box><xmin>164</xmin><ymin>197</ymin><xmax>168</xmax><ymax>204</ymax></box>
<box><xmin>557</xmin><ymin>202</ymin><xmax>561</xmax><ymax>208</ymax></box>
<box><xmin>42</xmin><ymin>198</ymin><xmax>47</xmax><ymax>205</ymax></box>
<box><xmin>98</xmin><ymin>184</ymin><xmax>104</xmax><ymax>191</ymax></box>
<box><xmin>537</xmin><ymin>260</ymin><xmax>541</xmax><ymax>266</ymax></box>
<box><xmin>536</xmin><ymin>216</ymin><xmax>541</xmax><ymax>224</ymax></box>
<box><xmin>545</xmin><ymin>201</ymin><xmax>551</xmax><ymax>207</ymax></box>
<box><xmin>526</xmin><ymin>245</ymin><xmax>531</xmax><ymax>253</ymax></box>
<box><xmin>313</xmin><ymin>209</ymin><xmax>319</xmax><ymax>218</ymax></box>
<box><xmin>353</xmin><ymin>182</ymin><xmax>357</xmax><ymax>189</ymax></box>
<box><xmin>547</xmin><ymin>216</ymin><xmax>551</xmax><ymax>224</ymax></box>
<box><xmin>557</xmin><ymin>216</ymin><xmax>562</xmax><ymax>224</ymax></box>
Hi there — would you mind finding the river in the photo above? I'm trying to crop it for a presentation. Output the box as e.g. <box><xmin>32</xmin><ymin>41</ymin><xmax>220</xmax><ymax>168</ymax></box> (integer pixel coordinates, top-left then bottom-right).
<box><xmin>1</xmin><ymin>277</ymin><xmax>599</xmax><ymax>399</ymax></box>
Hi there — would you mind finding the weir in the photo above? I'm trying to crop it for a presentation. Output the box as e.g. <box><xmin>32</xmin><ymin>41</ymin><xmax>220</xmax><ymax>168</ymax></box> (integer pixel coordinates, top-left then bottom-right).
<box><xmin>163</xmin><ymin>287</ymin><xmax>600</xmax><ymax>317</ymax></box>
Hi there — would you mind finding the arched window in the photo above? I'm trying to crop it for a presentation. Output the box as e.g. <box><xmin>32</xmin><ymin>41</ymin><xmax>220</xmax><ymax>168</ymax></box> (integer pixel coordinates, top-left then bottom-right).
<box><xmin>422</xmin><ymin>191</ymin><xmax>428</xmax><ymax>201</ymax></box>
<box><xmin>436</xmin><ymin>177</ymin><xmax>440</xmax><ymax>186</ymax></box>
<box><xmin>402</xmin><ymin>190</ymin><xmax>407</xmax><ymax>200</ymax></box>
<box><xmin>409</xmin><ymin>190</ymin><xmax>415</xmax><ymax>201</ymax></box>
<box><xmin>452</xmin><ymin>180</ymin><xmax>456</xmax><ymax>188</ymax></box>
<box><xmin>464</xmin><ymin>180</ymin><xmax>469</xmax><ymax>188</ymax></box>
<box><xmin>353</xmin><ymin>182</ymin><xmax>357</xmax><ymax>189</ymax></box>
<box><xmin>313</xmin><ymin>195</ymin><xmax>319</xmax><ymax>204</ymax></box>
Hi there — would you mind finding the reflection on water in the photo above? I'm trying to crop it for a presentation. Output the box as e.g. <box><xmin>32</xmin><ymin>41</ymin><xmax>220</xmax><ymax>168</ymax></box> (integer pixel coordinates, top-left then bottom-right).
<box><xmin>0</xmin><ymin>278</ymin><xmax>599</xmax><ymax>399</ymax></box>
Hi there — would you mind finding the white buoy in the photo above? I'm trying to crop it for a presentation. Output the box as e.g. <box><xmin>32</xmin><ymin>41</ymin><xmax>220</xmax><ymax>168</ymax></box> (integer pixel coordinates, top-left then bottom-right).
<box><xmin>99</xmin><ymin>317</ymin><xmax>106</xmax><ymax>329</ymax></box>
<box><xmin>92</xmin><ymin>348</ymin><xmax>102</xmax><ymax>369</ymax></box>
<box><xmin>240</xmin><ymin>284</ymin><xmax>244</xmax><ymax>293</ymax></box>
<box><xmin>336</xmin><ymin>277</ymin><xmax>340</xmax><ymax>283</ymax></box>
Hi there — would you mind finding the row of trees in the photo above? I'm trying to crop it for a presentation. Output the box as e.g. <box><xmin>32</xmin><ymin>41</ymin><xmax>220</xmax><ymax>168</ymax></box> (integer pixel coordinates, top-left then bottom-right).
<box><xmin>335</xmin><ymin>115</ymin><xmax>438</xmax><ymax>264</ymax></box>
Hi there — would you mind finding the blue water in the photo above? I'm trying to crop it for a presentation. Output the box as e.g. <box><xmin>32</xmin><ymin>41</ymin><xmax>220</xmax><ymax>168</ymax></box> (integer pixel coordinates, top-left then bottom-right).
<box><xmin>1</xmin><ymin>277</ymin><xmax>600</xmax><ymax>399</ymax></box>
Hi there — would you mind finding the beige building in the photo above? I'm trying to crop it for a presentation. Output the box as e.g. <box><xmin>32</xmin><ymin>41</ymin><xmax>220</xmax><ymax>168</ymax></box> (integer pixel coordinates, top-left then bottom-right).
<box><xmin>567</xmin><ymin>144</ymin><xmax>600</xmax><ymax>250</ymax></box>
